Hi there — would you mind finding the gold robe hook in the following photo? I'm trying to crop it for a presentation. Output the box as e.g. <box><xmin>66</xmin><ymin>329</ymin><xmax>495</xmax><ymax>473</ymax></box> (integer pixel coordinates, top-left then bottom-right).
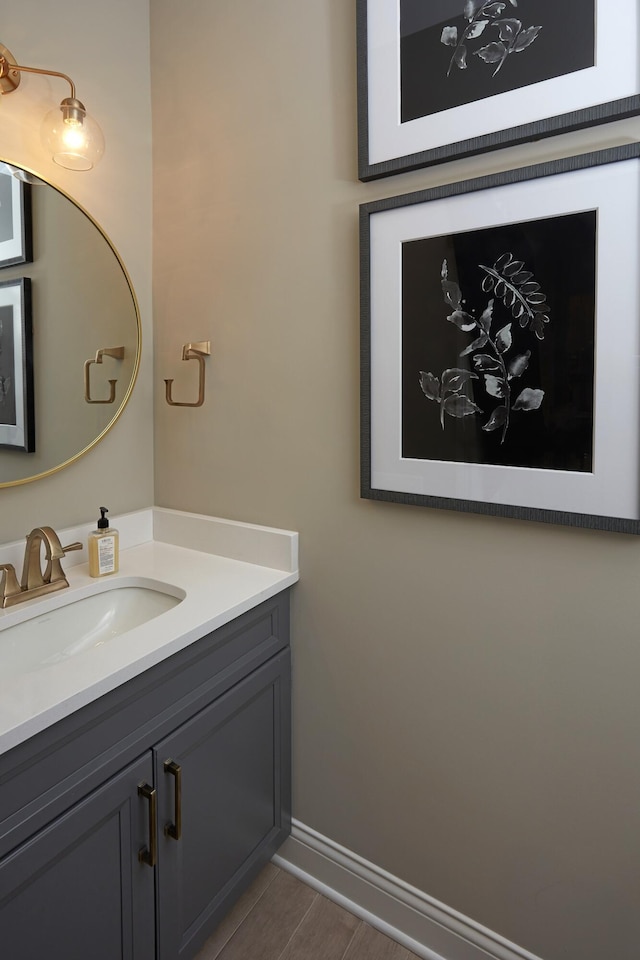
<box><xmin>164</xmin><ymin>341</ymin><xmax>211</xmax><ymax>407</ymax></box>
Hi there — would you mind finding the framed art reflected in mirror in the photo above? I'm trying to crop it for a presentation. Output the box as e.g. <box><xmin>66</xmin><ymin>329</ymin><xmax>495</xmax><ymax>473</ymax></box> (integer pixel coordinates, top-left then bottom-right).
<box><xmin>0</xmin><ymin>277</ymin><xmax>34</xmax><ymax>453</ymax></box>
<box><xmin>0</xmin><ymin>172</ymin><xmax>32</xmax><ymax>268</ymax></box>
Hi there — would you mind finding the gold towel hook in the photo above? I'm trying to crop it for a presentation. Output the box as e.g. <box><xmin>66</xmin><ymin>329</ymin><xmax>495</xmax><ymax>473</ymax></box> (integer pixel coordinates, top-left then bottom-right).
<box><xmin>164</xmin><ymin>341</ymin><xmax>211</xmax><ymax>407</ymax></box>
<box><xmin>84</xmin><ymin>346</ymin><xmax>125</xmax><ymax>404</ymax></box>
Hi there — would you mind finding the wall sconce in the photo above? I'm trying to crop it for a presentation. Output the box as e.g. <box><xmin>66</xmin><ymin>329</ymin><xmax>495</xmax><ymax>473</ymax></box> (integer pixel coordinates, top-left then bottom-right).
<box><xmin>0</xmin><ymin>41</ymin><xmax>104</xmax><ymax>171</ymax></box>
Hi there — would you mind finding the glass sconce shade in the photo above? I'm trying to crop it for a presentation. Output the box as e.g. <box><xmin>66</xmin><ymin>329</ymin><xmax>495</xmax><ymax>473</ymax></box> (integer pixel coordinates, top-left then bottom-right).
<box><xmin>41</xmin><ymin>98</ymin><xmax>105</xmax><ymax>171</ymax></box>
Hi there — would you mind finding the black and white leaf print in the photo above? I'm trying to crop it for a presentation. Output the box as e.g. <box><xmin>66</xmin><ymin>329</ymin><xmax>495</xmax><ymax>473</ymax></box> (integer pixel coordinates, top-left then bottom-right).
<box><xmin>507</xmin><ymin>350</ymin><xmax>531</xmax><ymax>379</ymax></box>
<box><xmin>441</xmin><ymin>26</ymin><xmax>458</xmax><ymax>46</ymax></box>
<box><xmin>484</xmin><ymin>374</ymin><xmax>507</xmax><ymax>398</ymax></box>
<box><xmin>441</xmin><ymin>260</ymin><xmax>462</xmax><ymax>310</ymax></box>
<box><xmin>419</xmin><ymin>371</ymin><xmax>441</xmax><ymax>402</ymax></box>
<box><xmin>466</xmin><ymin>20</ymin><xmax>489</xmax><ymax>39</ymax></box>
<box><xmin>441</xmin><ymin>368</ymin><xmax>479</xmax><ymax>393</ymax></box>
<box><xmin>495</xmin><ymin>323</ymin><xmax>512</xmax><ymax>354</ymax></box>
<box><xmin>447</xmin><ymin>310</ymin><xmax>476</xmax><ymax>332</ymax></box>
<box><xmin>502</xmin><ymin>258</ymin><xmax>524</xmax><ymax>277</ymax></box>
<box><xmin>452</xmin><ymin>44</ymin><xmax>468</xmax><ymax>70</ymax></box>
<box><xmin>475</xmin><ymin>41</ymin><xmax>505</xmax><ymax>64</ymax></box>
<box><xmin>473</xmin><ymin>353</ymin><xmax>501</xmax><ymax>371</ymax></box>
<box><xmin>513</xmin><ymin>387</ymin><xmax>544</xmax><ymax>410</ymax></box>
<box><xmin>478</xmin><ymin>300</ymin><xmax>494</xmax><ymax>333</ymax></box>
<box><xmin>482</xmin><ymin>405</ymin><xmax>508</xmax><ymax>432</ymax></box>
<box><xmin>483</xmin><ymin>2</ymin><xmax>507</xmax><ymax>16</ymax></box>
<box><xmin>495</xmin><ymin>18</ymin><xmax>522</xmax><ymax>43</ymax></box>
<box><xmin>493</xmin><ymin>252</ymin><xmax>513</xmax><ymax>272</ymax></box>
<box><xmin>464</xmin><ymin>0</ymin><xmax>486</xmax><ymax>18</ymax></box>
<box><xmin>420</xmin><ymin>253</ymin><xmax>549</xmax><ymax>444</ymax></box>
<box><xmin>443</xmin><ymin>394</ymin><xmax>482</xmax><ymax>418</ymax></box>
<box><xmin>460</xmin><ymin>333</ymin><xmax>489</xmax><ymax>357</ymax></box>
<box><xmin>530</xmin><ymin>315</ymin><xmax>549</xmax><ymax>340</ymax></box>
<box><xmin>445</xmin><ymin>1</ymin><xmax>540</xmax><ymax>79</ymax></box>
<box><xmin>514</xmin><ymin>25</ymin><xmax>541</xmax><ymax>51</ymax></box>
<box><xmin>479</xmin><ymin>254</ymin><xmax>551</xmax><ymax>340</ymax></box>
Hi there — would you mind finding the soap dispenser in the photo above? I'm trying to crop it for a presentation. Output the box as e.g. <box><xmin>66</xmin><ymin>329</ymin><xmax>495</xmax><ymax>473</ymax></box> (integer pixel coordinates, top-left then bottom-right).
<box><xmin>88</xmin><ymin>506</ymin><xmax>119</xmax><ymax>577</ymax></box>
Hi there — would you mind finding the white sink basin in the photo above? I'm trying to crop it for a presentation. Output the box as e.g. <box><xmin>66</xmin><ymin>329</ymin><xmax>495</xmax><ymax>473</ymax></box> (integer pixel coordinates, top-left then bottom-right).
<box><xmin>0</xmin><ymin>580</ymin><xmax>184</xmax><ymax>678</ymax></box>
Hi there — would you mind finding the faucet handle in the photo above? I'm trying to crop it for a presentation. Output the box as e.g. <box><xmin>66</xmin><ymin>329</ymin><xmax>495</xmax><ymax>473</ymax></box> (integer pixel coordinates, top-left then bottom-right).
<box><xmin>46</xmin><ymin>541</ymin><xmax>83</xmax><ymax>585</ymax></box>
<box><xmin>0</xmin><ymin>563</ymin><xmax>21</xmax><ymax>605</ymax></box>
<box><xmin>62</xmin><ymin>542</ymin><xmax>83</xmax><ymax>554</ymax></box>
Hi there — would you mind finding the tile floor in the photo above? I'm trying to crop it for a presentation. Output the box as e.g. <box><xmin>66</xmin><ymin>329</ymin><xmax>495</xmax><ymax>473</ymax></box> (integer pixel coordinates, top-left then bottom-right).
<box><xmin>194</xmin><ymin>863</ymin><xmax>420</xmax><ymax>960</ymax></box>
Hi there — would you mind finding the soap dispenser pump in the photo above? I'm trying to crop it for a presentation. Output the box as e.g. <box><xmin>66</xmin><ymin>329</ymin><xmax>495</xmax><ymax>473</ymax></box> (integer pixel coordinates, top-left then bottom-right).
<box><xmin>88</xmin><ymin>506</ymin><xmax>119</xmax><ymax>577</ymax></box>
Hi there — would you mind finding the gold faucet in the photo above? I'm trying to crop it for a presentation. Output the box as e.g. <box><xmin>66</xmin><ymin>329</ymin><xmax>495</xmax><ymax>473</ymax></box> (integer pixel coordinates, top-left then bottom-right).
<box><xmin>0</xmin><ymin>526</ymin><xmax>82</xmax><ymax>608</ymax></box>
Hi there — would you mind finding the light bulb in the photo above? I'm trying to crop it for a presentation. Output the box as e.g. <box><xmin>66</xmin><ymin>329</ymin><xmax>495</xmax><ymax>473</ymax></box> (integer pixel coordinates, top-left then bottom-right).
<box><xmin>61</xmin><ymin>120</ymin><xmax>86</xmax><ymax>150</ymax></box>
<box><xmin>41</xmin><ymin>97</ymin><xmax>104</xmax><ymax>171</ymax></box>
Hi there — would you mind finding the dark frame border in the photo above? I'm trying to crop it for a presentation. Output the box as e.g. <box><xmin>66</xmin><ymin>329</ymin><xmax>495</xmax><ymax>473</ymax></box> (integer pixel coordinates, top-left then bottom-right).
<box><xmin>0</xmin><ymin>277</ymin><xmax>35</xmax><ymax>453</ymax></box>
<box><xmin>0</xmin><ymin>174</ymin><xmax>33</xmax><ymax>269</ymax></box>
<box><xmin>356</xmin><ymin>0</ymin><xmax>640</xmax><ymax>182</ymax></box>
<box><xmin>360</xmin><ymin>143</ymin><xmax>640</xmax><ymax>533</ymax></box>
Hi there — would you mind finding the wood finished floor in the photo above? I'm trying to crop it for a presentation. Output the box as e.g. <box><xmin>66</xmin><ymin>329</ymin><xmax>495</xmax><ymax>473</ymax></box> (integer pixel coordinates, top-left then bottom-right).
<box><xmin>193</xmin><ymin>864</ymin><xmax>420</xmax><ymax>960</ymax></box>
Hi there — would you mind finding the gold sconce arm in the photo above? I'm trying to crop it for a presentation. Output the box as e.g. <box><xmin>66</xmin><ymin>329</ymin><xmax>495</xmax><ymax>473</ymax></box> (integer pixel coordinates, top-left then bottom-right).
<box><xmin>84</xmin><ymin>346</ymin><xmax>125</xmax><ymax>404</ymax></box>
<box><xmin>165</xmin><ymin>341</ymin><xmax>211</xmax><ymax>408</ymax></box>
<box><xmin>0</xmin><ymin>48</ymin><xmax>76</xmax><ymax>99</ymax></box>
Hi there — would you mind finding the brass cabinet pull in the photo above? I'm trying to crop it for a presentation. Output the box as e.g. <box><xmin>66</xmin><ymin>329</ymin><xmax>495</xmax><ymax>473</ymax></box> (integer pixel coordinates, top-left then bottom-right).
<box><xmin>138</xmin><ymin>782</ymin><xmax>157</xmax><ymax>867</ymax></box>
<box><xmin>163</xmin><ymin>759</ymin><xmax>182</xmax><ymax>840</ymax></box>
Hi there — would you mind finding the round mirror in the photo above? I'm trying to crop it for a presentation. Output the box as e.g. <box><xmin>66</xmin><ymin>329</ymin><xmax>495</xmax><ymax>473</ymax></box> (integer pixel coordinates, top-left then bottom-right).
<box><xmin>0</xmin><ymin>160</ymin><xmax>140</xmax><ymax>487</ymax></box>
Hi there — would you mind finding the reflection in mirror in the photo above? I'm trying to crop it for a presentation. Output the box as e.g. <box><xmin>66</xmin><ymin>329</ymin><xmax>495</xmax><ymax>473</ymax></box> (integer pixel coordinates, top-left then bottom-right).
<box><xmin>0</xmin><ymin>160</ymin><xmax>140</xmax><ymax>487</ymax></box>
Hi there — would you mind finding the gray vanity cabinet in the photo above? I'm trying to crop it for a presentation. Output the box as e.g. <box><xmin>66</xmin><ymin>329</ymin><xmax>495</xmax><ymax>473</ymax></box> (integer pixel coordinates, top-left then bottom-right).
<box><xmin>0</xmin><ymin>753</ymin><xmax>156</xmax><ymax>960</ymax></box>
<box><xmin>155</xmin><ymin>653</ymin><xmax>289</xmax><ymax>958</ymax></box>
<box><xmin>0</xmin><ymin>592</ymin><xmax>291</xmax><ymax>960</ymax></box>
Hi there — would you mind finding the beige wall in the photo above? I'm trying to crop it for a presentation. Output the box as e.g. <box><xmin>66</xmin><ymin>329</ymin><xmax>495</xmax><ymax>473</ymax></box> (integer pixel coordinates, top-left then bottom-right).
<box><xmin>0</xmin><ymin>0</ymin><xmax>152</xmax><ymax>538</ymax></box>
<box><xmin>152</xmin><ymin>3</ymin><xmax>640</xmax><ymax>960</ymax></box>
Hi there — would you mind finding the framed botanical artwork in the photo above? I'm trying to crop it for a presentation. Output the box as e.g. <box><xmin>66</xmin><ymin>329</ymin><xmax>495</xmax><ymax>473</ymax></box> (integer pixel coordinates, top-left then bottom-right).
<box><xmin>0</xmin><ymin>278</ymin><xmax>34</xmax><ymax>452</ymax></box>
<box><xmin>0</xmin><ymin>167</ymin><xmax>32</xmax><ymax>268</ymax></box>
<box><xmin>360</xmin><ymin>143</ymin><xmax>640</xmax><ymax>533</ymax></box>
<box><xmin>357</xmin><ymin>0</ymin><xmax>640</xmax><ymax>181</ymax></box>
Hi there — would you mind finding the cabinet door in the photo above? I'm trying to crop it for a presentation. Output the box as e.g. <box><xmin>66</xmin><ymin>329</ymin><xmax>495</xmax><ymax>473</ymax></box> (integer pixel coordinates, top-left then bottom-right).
<box><xmin>0</xmin><ymin>753</ymin><xmax>155</xmax><ymax>960</ymax></box>
<box><xmin>155</xmin><ymin>649</ymin><xmax>291</xmax><ymax>959</ymax></box>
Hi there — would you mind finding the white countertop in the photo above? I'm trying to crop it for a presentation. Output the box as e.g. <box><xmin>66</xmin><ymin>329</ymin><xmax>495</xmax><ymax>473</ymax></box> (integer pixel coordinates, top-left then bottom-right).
<box><xmin>0</xmin><ymin>509</ymin><xmax>298</xmax><ymax>755</ymax></box>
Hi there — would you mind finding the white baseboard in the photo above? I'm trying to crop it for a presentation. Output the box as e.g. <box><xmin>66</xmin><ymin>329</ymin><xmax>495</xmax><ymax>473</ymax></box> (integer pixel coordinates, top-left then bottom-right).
<box><xmin>272</xmin><ymin>820</ymin><xmax>544</xmax><ymax>960</ymax></box>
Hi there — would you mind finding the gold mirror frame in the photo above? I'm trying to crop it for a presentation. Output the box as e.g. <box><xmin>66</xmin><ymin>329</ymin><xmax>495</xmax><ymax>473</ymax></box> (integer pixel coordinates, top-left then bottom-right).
<box><xmin>0</xmin><ymin>158</ymin><xmax>141</xmax><ymax>489</ymax></box>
